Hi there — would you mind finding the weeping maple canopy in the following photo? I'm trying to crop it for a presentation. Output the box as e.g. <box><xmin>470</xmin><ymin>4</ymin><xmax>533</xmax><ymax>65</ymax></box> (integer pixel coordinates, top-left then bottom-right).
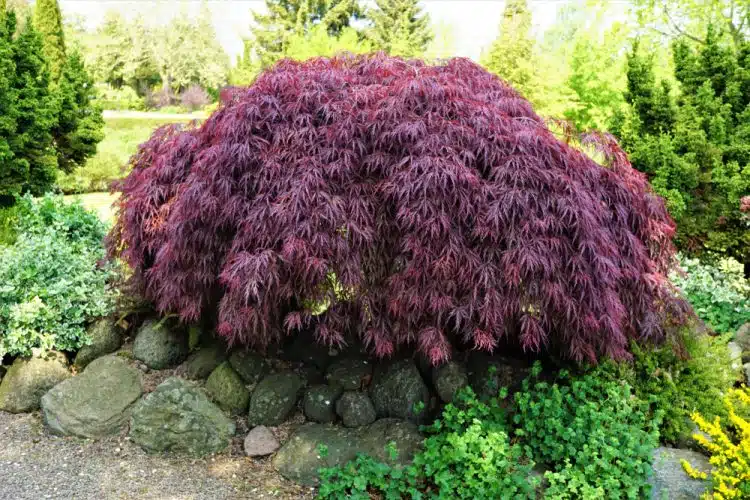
<box><xmin>110</xmin><ymin>54</ymin><xmax>690</xmax><ymax>364</ymax></box>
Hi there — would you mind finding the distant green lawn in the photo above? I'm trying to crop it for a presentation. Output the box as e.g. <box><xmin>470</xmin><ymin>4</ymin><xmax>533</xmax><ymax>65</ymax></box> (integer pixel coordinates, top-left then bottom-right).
<box><xmin>58</xmin><ymin>113</ymin><xmax>199</xmax><ymax>195</ymax></box>
<box><xmin>63</xmin><ymin>192</ymin><xmax>119</xmax><ymax>224</ymax></box>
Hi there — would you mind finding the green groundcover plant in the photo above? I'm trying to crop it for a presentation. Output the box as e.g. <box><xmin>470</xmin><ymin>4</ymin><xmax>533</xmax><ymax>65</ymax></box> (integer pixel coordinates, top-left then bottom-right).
<box><xmin>671</xmin><ymin>255</ymin><xmax>750</xmax><ymax>335</ymax></box>
<box><xmin>317</xmin><ymin>386</ymin><xmax>538</xmax><ymax>499</ymax></box>
<box><xmin>318</xmin><ymin>360</ymin><xmax>666</xmax><ymax>499</ymax></box>
<box><xmin>0</xmin><ymin>194</ymin><xmax>115</xmax><ymax>358</ymax></box>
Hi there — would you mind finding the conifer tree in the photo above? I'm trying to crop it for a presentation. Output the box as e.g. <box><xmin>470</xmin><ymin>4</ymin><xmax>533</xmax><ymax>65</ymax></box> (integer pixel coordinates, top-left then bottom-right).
<box><xmin>482</xmin><ymin>0</ymin><xmax>539</xmax><ymax>102</ymax></box>
<box><xmin>250</xmin><ymin>0</ymin><xmax>363</xmax><ymax>68</ymax></box>
<box><xmin>0</xmin><ymin>9</ymin><xmax>19</xmax><ymax>206</ymax></box>
<box><xmin>612</xmin><ymin>28</ymin><xmax>750</xmax><ymax>272</ymax></box>
<box><xmin>33</xmin><ymin>0</ymin><xmax>65</xmax><ymax>83</ymax></box>
<box><xmin>9</xmin><ymin>11</ymin><xmax>57</xmax><ymax>195</ymax></box>
<box><xmin>368</xmin><ymin>0</ymin><xmax>432</xmax><ymax>57</ymax></box>
<box><xmin>52</xmin><ymin>50</ymin><xmax>104</xmax><ymax>173</ymax></box>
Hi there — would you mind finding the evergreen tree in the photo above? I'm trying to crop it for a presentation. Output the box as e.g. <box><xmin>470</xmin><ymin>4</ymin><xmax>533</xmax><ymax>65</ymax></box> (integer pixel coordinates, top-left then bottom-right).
<box><xmin>9</xmin><ymin>11</ymin><xmax>57</xmax><ymax>195</ymax></box>
<box><xmin>250</xmin><ymin>0</ymin><xmax>363</xmax><ymax>68</ymax></box>
<box><xmin>612</xmin><ymin>28</ymin><xmax>750</xmax><ymax>271</ymax></box>
<box><xmin>91</xmin><ymin>11</ymin><xmax>128</xmax><ymax>88</ymax></box>
<box><xmin>33</xmin><ymin>0</ymin><xmax>65</xmax><ymax>83</ymax></box>
<box><xmin>52</xmin><ymin>50</ymin><xmax>104</xmax><ymax>173</ymax></box>
<box><xmin>368</xmin><ymin>0</ymin><xmax>432</xmax><ymax>57</ymax></box>
<box><xmin>0</xmin><ymin>10</ymin><xmax>20</xmax><ymax>206</ymax></box>
<box><xmin>482</xmin><ymin>0</ymin><xmax>539</xmax><ymax>102</ymax></box>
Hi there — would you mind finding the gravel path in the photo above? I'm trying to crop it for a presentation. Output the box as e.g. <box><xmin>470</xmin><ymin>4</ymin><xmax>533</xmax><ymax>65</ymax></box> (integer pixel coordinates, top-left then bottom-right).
<box><xmin>0</xmin><ymin>411</ymin><xmax>314</xmax><ymax>500</ymax></box>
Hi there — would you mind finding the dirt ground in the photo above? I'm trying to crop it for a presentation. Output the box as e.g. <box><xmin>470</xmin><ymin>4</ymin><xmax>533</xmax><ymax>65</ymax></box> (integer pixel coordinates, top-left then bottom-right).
<box><xmin>0</xmin><ymin>410</ymin><xmax>315</xmax><ymax>500</ymax></box>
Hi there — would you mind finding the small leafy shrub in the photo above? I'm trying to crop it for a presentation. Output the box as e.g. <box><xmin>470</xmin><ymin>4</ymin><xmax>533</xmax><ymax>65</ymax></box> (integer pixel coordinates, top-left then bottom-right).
<box><xmin>145</xmin><ymin>86</ymin><xmax>178</xmax><ymax>109</ymax></box>
<box><xmin>671</xmin><ymin>255</ymin><xmax>750</xmax><ymax>335</ymax></box>
<box><xmin>111</xmin><ymin>54</ymin><xmax>689</xmax><ymax>364</ymax></box>
<box><xmin>689</xmin><ymin>387</ymin><xmax>750</xmax><ymax>499</ymax></box>
<box><xmin>0</xmin><ymin>195</ymin><xmax>115</xmax><ymax>357</ymax></box>
<box><xmin>514</xmin><ymin>363</ymin><xmax>661</xmax><ymax>498</ymax></box>
<box><xmin>95</xmin><ymin>84</ymin><xmax>145</xmax><ymax>111</ymax></box>
<box><xmin>180</xmin><ymin>85</ymin><xmax>211</xmax><ymax>112</ymax></box>
<box><xmin>317</xmin><ymin>387</ymin><xmax>538</xmax><ymax>499</ymax></box>
<box><xmin>597</xmin><ymin>327</ymin><xmax>737</xmax><ymax>444</ymax></box>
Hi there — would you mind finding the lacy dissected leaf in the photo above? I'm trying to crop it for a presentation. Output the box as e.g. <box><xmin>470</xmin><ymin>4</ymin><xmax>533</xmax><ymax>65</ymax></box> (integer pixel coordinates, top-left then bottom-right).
<box><xmin>109</xmin><ymin>54</ymin><xmax>690</xmax><ymax>364</ymax></box>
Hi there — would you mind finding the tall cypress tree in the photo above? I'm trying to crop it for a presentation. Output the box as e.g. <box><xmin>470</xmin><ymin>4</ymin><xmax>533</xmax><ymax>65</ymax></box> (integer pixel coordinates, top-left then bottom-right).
<box><xmin>33</xmin><ymin>0</ymin><xmax>65</xmax><ymax>83</ymax></box>
<box><xmin>482</xmin><ymin>0</ymin><xmax>539</xmax><ymax>101</ymax></box>
<box><xmin>52</xmin><ymin>49</ymin><xmax>104</xmax><ymax>173</ymax></box>
<box><xmin>0</xmin><ymin>9</ymin><xmax>19</xmax><ymax>206</ymax></box>
<box><xmin>250</xmin><ymin>0</ymin><xmax>363</xmax><ymax>68</ymax></box>
<box><xmin>368</xmin><ymin>0</ymin><xmax>432</xmax><ymax>57</ymax></box>
<box><xmin>9</xmin><ymin>10</ymin><xmax>57</xmax><ymax>195</ymax></box>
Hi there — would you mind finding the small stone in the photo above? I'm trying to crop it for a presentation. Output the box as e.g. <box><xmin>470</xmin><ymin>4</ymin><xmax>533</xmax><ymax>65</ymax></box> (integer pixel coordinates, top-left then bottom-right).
<box><xmin>183</xmin><ymin>345</ymin><xmax>228</xmax><ymax>380</ymax></box>
<box><xmin>205</xmin><ymin>362</ymin><xmax>250</xmax><ymax>414</ymax></box>
<box><xmin>129</xmin><ymin>377</ymin><xmax>235</xmax><ymax>456</ymax></box>
<box><xmin>228</xmin><ymin>350</ymin><xmax>269</xmax><ymax>384</ymax></box>
<box><xmin>432</xmin><ymin>361</ymin><xmax>469</xmax><ymax>403</ymax></box>
<box><xmin>244</xmin><ymin>426</ymin><xmax>280</xmax><ymax>456</ymax></box>
<box><xmin>325</xmin><ymin>358</ymin><xmax>372</xmax><ymax>391</ymax></box>
<box><xmin>41</xmin><ymin>356</ymin><xmax>142</xmax><ymax>438</ymax></box>
<box><xmin>132</xmin><ymin>319</ymin><xmax>189</xmax><ymax>370</ymax></box>
<box><xmin>303</xmin><ymin>385</ymin><xmax>343</xmax><ymax>423</ymax></box>
<box><xmin>248</xmin><ymin>372</ymin><xmax>304</xmax><ymax>426</ymax></box>
<box><xmin>0</xmin><ymin>352</ymin><xmax>70</xmax><ymax>413</ymax></box>
<box><xmin>336</xmin><ymin>392</ymin><xmax>376</xmax><ymax>427</ymax></box>
<box><xmin>370</xmin><ymin>360</ymin><xmax>430</xmax><ymax>423</ymax></box>
<box><xmin>74</xmin><ymin>319</ymin><xmax>123</xmax><ymax>370</ymax></box>
<box><xmin>735</xmin><ymin>323</ymin><xmax>750</xmax><ymax>362</ymax></box>
<box><xmin>745</xmin><ymin>363</ymin><xmax>750</xmax><ymax>385</ymax></box>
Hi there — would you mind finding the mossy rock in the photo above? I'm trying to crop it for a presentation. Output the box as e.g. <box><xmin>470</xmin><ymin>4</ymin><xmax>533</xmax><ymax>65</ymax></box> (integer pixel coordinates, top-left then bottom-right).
<box><xmin>0</xmin><ymin>352</ymin><xmax>70</xmax><ymax>413</ymax></box>
<box><xmin>205</xmin><ymin>362</ymin><xmax>250</xmax><ymax>414</ymax></box>
<box><xmin>248</xmin><ymin>372</ymin><xmax>304</xmax><ymax>426</ymax></box>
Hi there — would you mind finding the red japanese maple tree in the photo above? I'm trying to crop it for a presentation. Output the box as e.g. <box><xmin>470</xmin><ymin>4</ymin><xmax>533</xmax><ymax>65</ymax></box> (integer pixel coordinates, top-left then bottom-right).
<box><xmin>109</xmin><ymin>54</ymin><xmax>689</xmax><ymax>364</ymax></box>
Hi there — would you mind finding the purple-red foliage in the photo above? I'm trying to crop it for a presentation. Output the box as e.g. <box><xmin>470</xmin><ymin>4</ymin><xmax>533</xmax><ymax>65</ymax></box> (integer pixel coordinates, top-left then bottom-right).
<box><xmin>109</xmin><ymin>54</ymin><xmax>690</xmax><ymax>365</ymax></box>
<box><xmin>180</xmin><ymin>85</ymin><xmax>211</xmax><ymax>112</ymax></box>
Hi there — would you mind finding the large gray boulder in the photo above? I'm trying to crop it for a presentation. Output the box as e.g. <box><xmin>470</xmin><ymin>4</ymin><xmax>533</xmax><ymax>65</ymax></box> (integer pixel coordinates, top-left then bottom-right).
<box><xmin>0</xmin><ymin>352</ymin><xmax>69</xmax><ymax>413</ymax></box>
<box><xmin>325</xmin><ymin>358</ymin><xmax>372</xmax><ymax>391</ymax></box>
<box><xmin>41</xmin><ymin>356</ymin><xmax>142</xmax><ymax>438</ymax></box>
<box><xmin>248</xmin><ymin>372</ymin><xmax>304</xmax><ymax>426</ymax></box>
<box><xmin>74</xmin><ymin>319</ymin><xmax>123</xmax><ymax>370</ymax></box>
<box><xmin>650</xmin><ymin>447</ymin><xmax>711</xmax><ymax>500</ymax></box>
<box><xmin>432</xmin><ymin>361</ymin><xmax>469</xmax><ymax>403</ymax></box>
<box><xmin>183</xmin><ymin>344</ymin><xmax>227</xmax><ymax>380</ymax></box>
<box><xmin>204</xmin><ymin>362</ymin><xmax>250</xmax><ymax>414</ymax></box>
<box><xmin>273</xmin><ymin>419</ymin><xmax>423</xmax><ymax>485</ymax></box>
<box><xmin>129</xmin><ymin>377</ymin><xmax>235</xmax><ymax>456</ymax></box>
<box><xmin>370</xmin><ymin>360</ymin><xmax>430</xmax><ymax>423</ymax></box>
<box><xmin>228</xmin><ymin>350</ymin><xmax>269</xmax><ymax>384</ymax></box>
<box><xmin>132</xmin><ymin>319</ymin><xmax>189</xmax><ymax>370</ymax></box>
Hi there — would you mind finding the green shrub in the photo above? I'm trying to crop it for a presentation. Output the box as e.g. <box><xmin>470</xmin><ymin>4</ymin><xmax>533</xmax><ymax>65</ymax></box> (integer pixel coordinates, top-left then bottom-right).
<box><xmin>596</xmin><ymin>328</ymin><xmax>738</xmax><ymax>445</ymax></box>
<box><xmin>0</xmin><ymin>194</ymin><xmax>115</xmax><ymax>357</ymax></box>
<box><xmin>514</xmin><ymin>363</ymin><xmax>660</xmax><ymax>498</ymax></box>
<box><xmin>317</xmin><ymin>387</ymin><xmax>539</xmax><ymax>499</ymax></box>
<box><xmin>671</xmin><ymin>255</ymin><xmax>750</xmax><ymax>335</ymax></box>
<box><xmin>94</xmin><ymin>83</ymin><xmax>145</xmax><ymax>111</ymax></box>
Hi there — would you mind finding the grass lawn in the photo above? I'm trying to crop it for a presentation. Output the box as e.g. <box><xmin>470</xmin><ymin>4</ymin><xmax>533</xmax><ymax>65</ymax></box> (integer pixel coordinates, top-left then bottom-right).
<box><xmin>58</xmin><ymin>113</ymin><xmax>199</xmax><ymax>194</ymax></box>
<box><xmin>63</xmin><ymin>192</ymin><xmax>120</xmax><ymax>223</ymax></box>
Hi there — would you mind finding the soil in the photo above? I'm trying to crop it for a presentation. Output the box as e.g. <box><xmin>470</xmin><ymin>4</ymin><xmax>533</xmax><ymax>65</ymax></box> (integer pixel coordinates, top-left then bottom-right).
<box><xmin>0</xmin><ymin>409</ymin><xmax>314</xmax><ymax>500</ymax></box>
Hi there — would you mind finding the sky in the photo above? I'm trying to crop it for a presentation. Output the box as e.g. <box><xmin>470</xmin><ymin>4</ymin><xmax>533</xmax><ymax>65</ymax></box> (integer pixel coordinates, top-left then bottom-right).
<box><xmin>59</xmin><ymin>0</ymin><xmax>632</xmax><ymax>62</ymax></box>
